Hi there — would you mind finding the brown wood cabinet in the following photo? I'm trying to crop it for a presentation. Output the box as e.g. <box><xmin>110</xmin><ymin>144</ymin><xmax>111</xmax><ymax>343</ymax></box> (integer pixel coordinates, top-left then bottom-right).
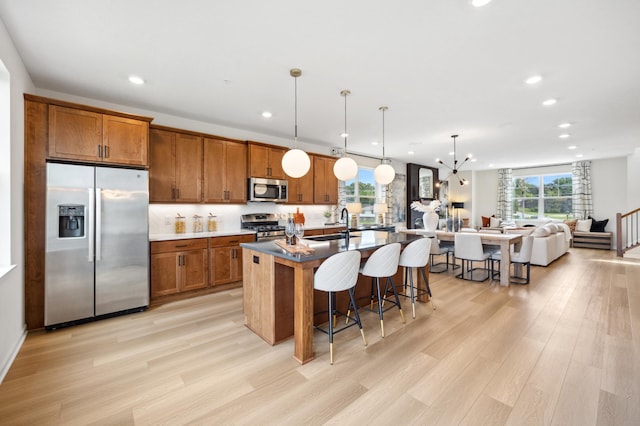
<box><xmin>313</xmin><ymin>156</ymin><xmax>339</xmax><ymax>204</ymax></box>
<box><xmin>209</xmin><ymin>235</ymin><xmax>255</xmax><ymax>286</ymax></box>
<box><xmin>203</xmin><ymin>138</ymin><xmax>247</xmax><ymax>203</ymax></box>
<box><xmin>287</xmin><ymin>160</ymin><xmax>315</xmax><ymax>204</ymax></box>
<box><xmin>248</xmin><ymin>143</ymin><xmax>286</xmax><ymax>179</ymax></box>
<box><xmin>150</xmin><ymin>239</ymin><xmax>209</xmax><ymax>298</ymax></box>
<box><xmin>149</xmin><ymin>128</ymin><xmax>203</xmax><ymax>203</ymax></box>
<box><xmin>48</xmin><ymin>105</ymin><xmax>148</xmax><ymax>166</ymax></box>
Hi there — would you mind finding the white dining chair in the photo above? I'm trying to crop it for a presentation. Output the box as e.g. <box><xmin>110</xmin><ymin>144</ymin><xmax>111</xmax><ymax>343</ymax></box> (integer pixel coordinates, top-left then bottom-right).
<box><xmin>490</xmin><ymin>235</ymin><xmax>535</xmax><ymax>284</ymax></box>
<box><xmin>454</xmin><ymin>233</ymin><xmax>491</xmax><ymax>282</ymax></box>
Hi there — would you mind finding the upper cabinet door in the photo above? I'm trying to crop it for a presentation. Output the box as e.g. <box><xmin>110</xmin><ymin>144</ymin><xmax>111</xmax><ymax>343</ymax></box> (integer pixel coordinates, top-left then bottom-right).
<box><xmin>48</xmin><ymin>105</ymin><xmax>149</xmax><ymax>166</ymax></box>
<box><xmin>224</xmin><ymin>142</ymin><xmax>248</xmax><ymax>203</ymax></box>
<box><xmin>313</xmin><ymin>156</ymin><xmax>339</xmax><ymax>204</ymax></box>
<box><xmin>204</xmin><ymin>138</ymin><xmax>247</xmax><ymax>203</ymax></box>
<box><xmin>174</xmin><ymin>133</ymin><xmax>203</xmax><ymax>202</ymax></box>
<box><xmin>102</xmin><ymin>115</ymin><xmax>149</xmax><ymax>166</ymax></box>
<box><xmin>48</xmin><ymin>106</ymin><xmax>102</xmax><ymax>162</ymax></box>
<box><xmin>248</xmin><ymin>144</ymin><xmax>286</xmax><ymax>179</ymax></box>
<box><xmin>149</xmin><ymin>128</ymin><xmax>176</xmax><ymax>202</ymax></box>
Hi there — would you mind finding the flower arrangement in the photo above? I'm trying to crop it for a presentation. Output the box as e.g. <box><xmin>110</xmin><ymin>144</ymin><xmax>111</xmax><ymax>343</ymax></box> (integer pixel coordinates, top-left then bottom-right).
<box><xmin>410</xmin><ymin>199</ymin><xmax>442</xmax><ymax>213</ymax></box>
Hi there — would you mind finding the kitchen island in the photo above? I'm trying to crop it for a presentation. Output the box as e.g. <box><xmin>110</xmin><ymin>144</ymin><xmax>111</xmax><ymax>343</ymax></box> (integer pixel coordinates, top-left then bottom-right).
<box><xmin>241</xmin><ymin>230</ymin><xmax>423</xmax><ymax>364</ymax></box>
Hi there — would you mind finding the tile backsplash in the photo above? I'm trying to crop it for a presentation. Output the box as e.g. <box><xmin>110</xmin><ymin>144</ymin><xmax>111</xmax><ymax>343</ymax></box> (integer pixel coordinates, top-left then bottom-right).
<box><xmin>148</xmin><ymin>203</ymin><xmax>341</xmax><ymax>235</ymax></box>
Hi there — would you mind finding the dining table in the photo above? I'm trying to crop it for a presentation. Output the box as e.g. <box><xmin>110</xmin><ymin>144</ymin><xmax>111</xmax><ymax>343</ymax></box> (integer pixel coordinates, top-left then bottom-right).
<box><xmin>434</xmin><ymin>230</ymin><xmax>523</xmax><ymax>286</ymax></box>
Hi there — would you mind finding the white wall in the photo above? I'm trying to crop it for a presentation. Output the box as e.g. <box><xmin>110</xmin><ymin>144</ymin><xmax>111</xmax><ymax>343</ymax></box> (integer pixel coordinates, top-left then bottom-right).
<box><xmin>471</xmin><ymin>157</ymin><xmax>630</xmax><ymax>246</ymax></box>
<box><xmin>0</xmin><ymin>18</ymin><xmax>36</xmax><ymax>382</ymax></box>
<box><xmin>628</xmin><ymin>148</ymin><xmax>640</xmax><ymax>210</ymax></box>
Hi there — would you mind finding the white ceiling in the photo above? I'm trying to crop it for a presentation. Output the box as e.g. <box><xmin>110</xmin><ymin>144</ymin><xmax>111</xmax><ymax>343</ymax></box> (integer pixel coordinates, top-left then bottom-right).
<box><xmin>1</xmin><ymin>0</ymin><xmax>639</xmax><ymax>172</ymax></box>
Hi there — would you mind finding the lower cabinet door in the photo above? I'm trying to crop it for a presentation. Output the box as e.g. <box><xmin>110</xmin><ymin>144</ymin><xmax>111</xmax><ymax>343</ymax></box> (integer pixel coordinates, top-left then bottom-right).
<box><xmin>181</xmin><ymin>249</ymin><xmax>209</xmax><ymax>292</ymax></box>
<box><xmin>150</xmin><ymin>252</ymin><xmax>181</xmax><ymax>298</ymax></box>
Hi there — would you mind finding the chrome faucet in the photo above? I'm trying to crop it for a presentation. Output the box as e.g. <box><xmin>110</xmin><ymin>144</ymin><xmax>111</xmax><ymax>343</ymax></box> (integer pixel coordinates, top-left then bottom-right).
<box><xmin>340</xmin><ymin>207</ymin><xmax>350</xmax><ymax>243</ymax></box>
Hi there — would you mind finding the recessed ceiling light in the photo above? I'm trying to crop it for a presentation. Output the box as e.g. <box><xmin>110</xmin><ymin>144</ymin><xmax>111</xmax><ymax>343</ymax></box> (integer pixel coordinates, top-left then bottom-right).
<box><xmin>542</xmin><ymin>98</ymin><xmax>557</xmax><ymax>106</ymax></box>
<box><xmin>488</xmin><ymin>163</ymin><xmax>494</xmax><ymax>168</ymax></box>
<box><xmin>568</xmin><ymin>145</ymin><xmax>577</xmax><ymax>150</ymax></box>
<box><xmin>525</xmin><ymin>75</ymin><xmax>542</xmax><ymax>85</ymax></box>
<box><xmin>449</xmin><ymin>151</ymin><xmax>455</xmax><ymax>156</ymax></box>
<box><xmin>576</xmin><ymin>154</ymin><xmax>583</xmax><ymax>158</ymax></box>
<box><xmin>262</xmin><ymin>111</ymin><xmax>272</xmax><ymax>118</ymax></box>
<box><xmin>340</xmin><ymin>132</ymin><xmax>348</xmax><ymax>138</ymax></box>
<box><xmin>371</xmin><ymin>141</ymin><xmax>379</xmax><ymax>146</ymax></box>
<box><xmin>558</xmin><ymin>122</ymin><xmax>571</xmax><ymax>128</ymax></box>
<box><xmin>559</xmin><ymin>133</ymin><xmax>571</xmax><ymax>139</ymax></box>
<box><xmin>471</xmin><ymin>0</ymin><xmax>492</xmax><ymax>7</ymax></box>
<box><xmin>408</xmin><ymin>151</ymin><xmax>415</xmax><ymax>155</ymax></box>
<box><xmin>128</xmin><ymin>75</ymin><xmax>144</xmax><ymax>85</ymax></box>
<box><xmin>471</xmin><ymin>158</ymin><xmax>477</xmax><ymax>162</ymax></box>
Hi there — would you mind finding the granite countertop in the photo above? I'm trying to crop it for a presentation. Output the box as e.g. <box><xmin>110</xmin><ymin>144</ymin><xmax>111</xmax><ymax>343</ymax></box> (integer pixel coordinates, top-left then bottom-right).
<box><xmin>149</xmin><ymin>229</ymin><xmax>256</xmax><ymax>242</ymax></box>
<box><xmin>240</xmin><ymin>230</ymin><xmax>420</xmax><ymax>263</ymax></box>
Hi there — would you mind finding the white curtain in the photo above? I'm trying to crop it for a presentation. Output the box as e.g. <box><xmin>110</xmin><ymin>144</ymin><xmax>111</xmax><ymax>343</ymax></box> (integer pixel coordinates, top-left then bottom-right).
<box><xmin>572</xmin><ymin>161</ymin><xmax>593</xmax><ymax>219</ymax></box>
<box><xmin>496</xmin><ymin>168</ymin><xmax>513</xmax><ymax>220</ymax></box>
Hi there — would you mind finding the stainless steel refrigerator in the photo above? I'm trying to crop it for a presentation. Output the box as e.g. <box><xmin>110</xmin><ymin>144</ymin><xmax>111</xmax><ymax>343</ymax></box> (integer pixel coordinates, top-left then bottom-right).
<box><xmin>45</xmin><ymin>163</ymin><xmax>149</xmax><ymax>328</ymax></box>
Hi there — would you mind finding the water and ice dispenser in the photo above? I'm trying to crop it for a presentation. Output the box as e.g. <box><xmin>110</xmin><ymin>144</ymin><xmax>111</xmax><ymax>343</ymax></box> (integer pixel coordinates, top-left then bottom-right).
<box><xmin>58</xmin><ymin>205</ymin><xmax>85</xmax><ymax>238</ymax></box>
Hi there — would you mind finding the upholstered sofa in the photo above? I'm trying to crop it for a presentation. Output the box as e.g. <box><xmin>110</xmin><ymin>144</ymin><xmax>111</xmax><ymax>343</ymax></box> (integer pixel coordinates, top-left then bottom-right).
<box><xmin>503</xmin><ymin>222</ymin><xmax>571</xmax><ymax>266</ymax></box>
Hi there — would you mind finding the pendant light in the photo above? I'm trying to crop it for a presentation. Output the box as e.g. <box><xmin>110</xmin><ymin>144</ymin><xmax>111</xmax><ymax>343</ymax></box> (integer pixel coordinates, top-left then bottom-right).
<box><xmin>281</xmin><ymin>68</ymin><xmax>311</xmax><ymax>178</ymax></box>
<box><xmin>333</xmin><ymin>89</ymin><xmax>358</xmax><ymax>181</ymax></box>
<box><xmin>374</xmin><ymin>106</ymin><xmax>395</xmax><ymax>185</ymax></box>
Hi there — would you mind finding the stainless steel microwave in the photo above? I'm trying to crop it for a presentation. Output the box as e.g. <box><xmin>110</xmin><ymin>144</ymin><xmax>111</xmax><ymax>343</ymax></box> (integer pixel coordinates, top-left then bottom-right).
<box><xmin>248</xmin><ymin>177</ymin><xmax>288</xmax><ymax>202</ymax></box>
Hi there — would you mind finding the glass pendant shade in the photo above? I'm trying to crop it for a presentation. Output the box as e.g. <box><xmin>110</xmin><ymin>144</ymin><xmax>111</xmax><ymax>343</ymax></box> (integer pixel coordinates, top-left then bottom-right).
<box><xmin>374</xmin><ymin>163</ymin><xmax>395</xmax><ymax>184</ymax></box>
<box><xmin>282</xmin><ymin>67</ymin><xmax>310</xmax><ymax>179</ymax></box>
<box><xmin>333</xmin><ymin>156</ymin><xmax>358</xmax><ymax>181</ymax></box>
<box><xmin>374</xmin><ymin>105</ymin><xmax>395</xmax><ymax>184</ymax></box>
<box><xmin>282</xmin><ymin>148</ymin><xmax>310</xmax><ymax>178</ymax></box>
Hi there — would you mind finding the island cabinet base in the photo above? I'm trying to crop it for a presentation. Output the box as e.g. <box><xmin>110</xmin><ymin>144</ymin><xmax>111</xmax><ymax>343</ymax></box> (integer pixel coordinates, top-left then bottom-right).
<box><xmin>243</xmin><ymin>249</ymin><xmax>294</xmax><ymax>345</ymax></box>
<box><xmin>242</xmin><ymin>248</ymin><xmax>409</xmax><ymax>347</ymax></box>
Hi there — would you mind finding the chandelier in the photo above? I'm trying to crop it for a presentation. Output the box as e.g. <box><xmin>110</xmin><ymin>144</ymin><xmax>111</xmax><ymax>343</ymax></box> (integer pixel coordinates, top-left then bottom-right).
<box><xmin>437</xmin><ymin>134</ymin><xmax>471</xmax><ymax>186</ymax></box>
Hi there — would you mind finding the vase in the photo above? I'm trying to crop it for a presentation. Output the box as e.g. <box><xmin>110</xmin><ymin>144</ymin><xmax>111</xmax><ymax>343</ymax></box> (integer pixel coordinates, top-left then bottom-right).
<box><xmin>423</xmin><ymin>212</ymin><xmax>439</xmax><ymax>233</ymax></box>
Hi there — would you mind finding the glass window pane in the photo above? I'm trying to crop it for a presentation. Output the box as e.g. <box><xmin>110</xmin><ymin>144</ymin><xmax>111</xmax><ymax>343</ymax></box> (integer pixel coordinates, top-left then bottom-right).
<box><xmin>543</xmin><ymin>174</ymin><xmax>572</xmax><ymax>197</ymax></box>
<box><xmin>513</xmin><ymin>176</ymin><xmax>539</xmax><ymax>198</ymax></box>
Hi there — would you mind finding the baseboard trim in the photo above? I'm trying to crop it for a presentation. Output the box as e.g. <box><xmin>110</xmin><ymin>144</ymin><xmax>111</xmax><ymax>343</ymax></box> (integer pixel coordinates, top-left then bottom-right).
<box><xmin>0</xmin><ymin>325</ymin><xmax>27</xmax><ymax>384</ymax></box>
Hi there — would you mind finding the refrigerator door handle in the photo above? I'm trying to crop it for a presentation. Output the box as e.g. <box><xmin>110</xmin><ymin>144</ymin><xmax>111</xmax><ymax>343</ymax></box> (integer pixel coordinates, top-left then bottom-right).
<box><xmin>88</xmin><ymin>187</ymin><xmax>95</xmax><ymax>262</ymax></box>
<box><xmin>96</xmin><ymin>187</ymin><xmax>102</xmax><ymax>261</ymax></box>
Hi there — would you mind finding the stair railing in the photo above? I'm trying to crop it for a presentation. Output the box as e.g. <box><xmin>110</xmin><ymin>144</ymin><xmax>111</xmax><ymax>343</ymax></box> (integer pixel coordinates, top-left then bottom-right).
<box><xmin>616</xmin><ymin>207</ymin><xmax>640</xmax><ymax>257</ymax></box>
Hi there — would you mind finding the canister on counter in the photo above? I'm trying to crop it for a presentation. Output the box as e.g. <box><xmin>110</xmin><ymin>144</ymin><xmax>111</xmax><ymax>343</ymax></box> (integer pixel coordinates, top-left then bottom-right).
<box><xmin>208</xmin><ymin>213</ymin><xmax>217</xmax><ymax>232</ymax></box>
<box><xmin>174</xmin><ymin>214</ymin><xmax>185</xmax><ymax>234</ymax></box>
<box><xmin>193</xmin><ymin>214</ymin><xmax>203</xmax><ymax>233</ymax></box>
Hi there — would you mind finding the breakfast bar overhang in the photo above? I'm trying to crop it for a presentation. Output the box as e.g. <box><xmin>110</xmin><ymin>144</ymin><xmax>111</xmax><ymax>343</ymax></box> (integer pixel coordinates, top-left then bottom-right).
<box><xmin>241</xmin><ymin>231</ymin><xmax>424</xmax><ymax>364</ymax></box>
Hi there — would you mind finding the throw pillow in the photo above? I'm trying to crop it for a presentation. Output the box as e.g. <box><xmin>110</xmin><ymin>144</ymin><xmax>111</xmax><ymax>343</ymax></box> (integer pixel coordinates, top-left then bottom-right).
<box><xmin>481</xmin><ymin>216</ymin><xmax>491</xmax><ymax>227</ymax></box>
<box><xmin>563</xmin><ymin>219</ymin><xmax>577</xmax><ymax>233</ymax></box>
<box><xmin>588</xmin><ymin>216</ymin><xmax>609</xmax><ymax>232</ymax></box>
<box><xmin>490</xmin><ymin>217</ymin><xmax>502</xmax><ymax>228</ymax></box>
<box><xmin>532</xmin><ymin>227</ymin><xmax>550</xmax><ymax>237</ymax></box>
<box><xmin>575</xmin><ymin>219</ymin><xmax>592</xmax><ymax>232</ymax></box>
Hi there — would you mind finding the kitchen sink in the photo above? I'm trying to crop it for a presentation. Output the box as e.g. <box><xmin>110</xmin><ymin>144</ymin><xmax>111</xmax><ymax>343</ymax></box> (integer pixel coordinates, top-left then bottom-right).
<box><xmin>305</xmin><ymin>232</ymin><xmax>361</xmax><ymax>241</ymax></box>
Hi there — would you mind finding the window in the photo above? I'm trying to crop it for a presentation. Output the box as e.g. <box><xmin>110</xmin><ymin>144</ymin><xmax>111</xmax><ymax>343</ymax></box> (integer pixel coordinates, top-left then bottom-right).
<box><xmin>344</xmin><ymin>167</ymin><xmax>383</xmax><ymax>225</ymax></box>
<box><xmin>512</xmin><ymin>173</ymin><xmax>572</xmax><ymax>220</ymax></box>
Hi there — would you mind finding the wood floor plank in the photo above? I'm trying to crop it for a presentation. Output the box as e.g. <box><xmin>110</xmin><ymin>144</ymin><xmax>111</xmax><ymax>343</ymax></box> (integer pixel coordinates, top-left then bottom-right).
<box><xmin>1</xmin><ymin>248</ymin><xmax>639</xmax><ymax>425</ymax></box>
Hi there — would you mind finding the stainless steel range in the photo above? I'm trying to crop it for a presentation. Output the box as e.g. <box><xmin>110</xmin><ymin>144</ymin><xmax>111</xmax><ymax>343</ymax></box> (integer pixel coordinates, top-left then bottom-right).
<box><xmin>240</xmin><ymin>213</ymin><xmax>285</xmax><ymax>241</ymax></box>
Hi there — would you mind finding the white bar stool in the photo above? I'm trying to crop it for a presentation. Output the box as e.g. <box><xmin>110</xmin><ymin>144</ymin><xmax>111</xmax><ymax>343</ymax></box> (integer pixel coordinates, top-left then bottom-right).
<box><xmin>358</xmin><ymin>242</ymin><xmax>404</xmax><ymax>338</ymax></box>
<box><xmin>313</xmin><ymin>250</ymin><xmax>366</xmax><ymax>364</ymax></box>
<box><xmin>398</xmin><ymin>237</ymin><xmax>435</xmax><ymax>318</ymax></box>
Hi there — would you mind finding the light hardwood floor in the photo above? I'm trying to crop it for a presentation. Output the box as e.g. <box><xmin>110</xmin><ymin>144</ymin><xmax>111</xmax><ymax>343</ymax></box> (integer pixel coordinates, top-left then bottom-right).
<box><xmin>1</xmin><ymin>248</ymin><xmax>639</xmax><ymax>425</ymax></box>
